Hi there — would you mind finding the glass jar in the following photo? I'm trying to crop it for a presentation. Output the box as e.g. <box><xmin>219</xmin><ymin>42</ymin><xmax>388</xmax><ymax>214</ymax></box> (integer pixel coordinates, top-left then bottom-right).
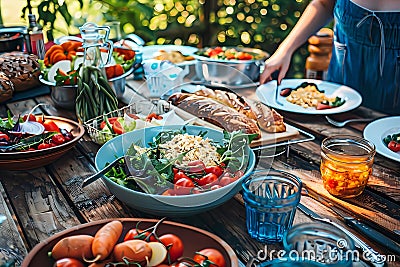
<box><xmin>320</xmin><ymin>135</ymin><xmax>375</xmax><ymax>198</ymax></box>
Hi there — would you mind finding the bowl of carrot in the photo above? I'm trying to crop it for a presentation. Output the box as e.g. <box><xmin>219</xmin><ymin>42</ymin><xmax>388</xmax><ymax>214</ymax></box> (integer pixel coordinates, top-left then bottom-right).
<box><xmin>21</xmin><ymin>218</ymin><xmax>238</xmax><ymax>267</ymax></box>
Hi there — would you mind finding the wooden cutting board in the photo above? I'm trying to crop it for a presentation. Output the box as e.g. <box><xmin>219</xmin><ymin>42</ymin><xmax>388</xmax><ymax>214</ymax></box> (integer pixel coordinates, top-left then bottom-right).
<box><xmin>164</xmin><ymin>100</ymin><xmax>300</xmax><ymax>148</ymax></box>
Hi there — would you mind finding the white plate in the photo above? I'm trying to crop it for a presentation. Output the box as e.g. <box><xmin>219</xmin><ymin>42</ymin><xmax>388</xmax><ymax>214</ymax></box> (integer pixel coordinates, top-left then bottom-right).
<box><xmin>363</xmin><ymin>116</ymin><xmax>400</xmax><ymax>163</ymax></box>
<box><xmin>141</xmin><ymin>45</ymin><xmax>198</xmax><ymax>60</ymax></box>
<box><xmin>255</xmin><ymin>79</ymin><xmax>362</xmax><ymax>114</ymax></box>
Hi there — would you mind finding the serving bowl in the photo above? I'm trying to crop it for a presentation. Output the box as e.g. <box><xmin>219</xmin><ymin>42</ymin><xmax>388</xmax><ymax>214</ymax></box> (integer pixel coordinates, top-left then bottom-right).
<box><xmin>193</xmin><ymin>47</ymin><xmax>269</xmax><ymax>85</ymax></box>
<box><xmin>21</xmin><ymin>218</ymin><xmax>239</xmax><ymax>267</ymax></box>
<box><xmin>0</xmin><ymin>116</ymin><xmax>84</xmax><ymax>170</ymax></box>
<box><xmin>95</xmin><ymin>125</ymin><xmax>256</xmax><ymax>216</ymax></box>
<box><xmin>39</xmin><ymin>67</ymin><xmax>134</xmax><ymax>110</ymax></box>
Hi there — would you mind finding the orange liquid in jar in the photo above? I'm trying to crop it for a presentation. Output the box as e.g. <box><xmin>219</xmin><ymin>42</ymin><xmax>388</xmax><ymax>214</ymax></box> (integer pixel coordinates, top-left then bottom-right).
<box><xmin>320</xmin><ymin>142</ymin><xmax>373</xmax><ymax>198</ymax></box>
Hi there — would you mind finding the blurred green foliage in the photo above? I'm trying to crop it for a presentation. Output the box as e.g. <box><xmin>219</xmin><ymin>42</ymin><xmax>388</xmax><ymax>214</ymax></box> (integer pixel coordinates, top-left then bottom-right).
<box><xmin>23</xmin><ymin>0</ymin><xmax>312</xmax><ymax>77</ymax></box>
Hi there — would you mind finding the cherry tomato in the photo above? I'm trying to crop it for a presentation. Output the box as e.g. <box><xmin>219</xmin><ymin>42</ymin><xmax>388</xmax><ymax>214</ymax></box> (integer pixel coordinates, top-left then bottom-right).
<box><xmin>55</xmin><ymin>258</ymin><xmax>85</xmax><ymax>267</ymax></box>
<box><xmin>0</xmin><ymin>133</ymin><xmax>9</xmax><ymax>141</ymax></box>
<box><xmin>193</xmin><ymin>248</ymin><xmax>226</xmax><ymax>267</ymax></box>
<box><xmin>205</xmin><ymin>166</ymin><xmax>223</xmax><ymax>177</ymax></box>
<box><xmin>124</xmin><ymin>228</ymin><xmax>156</xmax><ymax>242</ymax></box>
<box><xmin>159</xmin><ymin>234</ymin><xmax>184</xmax><ymax>264</ymax></box>
<box><xmin>219</xmin><ymin>176</ymin><xmax>237</xmax><ymax>187</ymax></box>
<box><xmin>99</xmin><ymin>117</ymin><xmax>119</xmax><ymax>130</ymax></box>
<box><xmin>23</xmin><ymin>114</ymin><xmax>36</xmax><ymax>122</ymax></box>
<box><xmin>43</xmin><ymin>120</ymin><xmax>60</xmax><ymax>132</ymax></box>
<box><xmin>188</xmin><ymin>160</ymin><xmax>206</xmax><ymax>173</ymax></box>
<box><xmin>52</xmin><ymin>133</ymin><xmax>66</xmax><ymax>145</ymax></box>
<box><xmin>197</xmin><ymin>173</ymin><xmax>218</xmax><ymax>186</ymax></box>
<box><xmin>388</xmin><ymin>140</ymin><xmax>400</xmax><ymax>152</ymax></box>
<box><xmin>38</xmin><ymin>143</ymin><xmax>52</xmax><ymax>150</ymax></box>
<box><xmin>174</xmin><ymin>177</ymin><xmax>195</xmax><ymax>195</ymax></box>
<box><xmin>173</xmin><ymin>171</ymin><xmax>190</xmax><ymax>183</ymax></box>
<box><xmin>112</xmin><ymin>120</ymin><xmax>124</xmax><ymax>135</ymax></box>
<box><xmin>210</xmin><ymin>184</ymin><xmax>222</xmax><ymax>190</ymax></box>
<box><xmin>234</xmin><ymin>170</ymin><xmax>245</xmax><ymax>179</ymax></box>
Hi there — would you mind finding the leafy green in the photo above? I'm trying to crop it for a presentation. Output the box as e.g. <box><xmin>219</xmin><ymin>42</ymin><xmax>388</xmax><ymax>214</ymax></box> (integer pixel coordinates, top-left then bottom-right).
<box><xmin>330</xmin><ymin>96</ymin><xmax>346</xmax><ymax>107</ymax></box>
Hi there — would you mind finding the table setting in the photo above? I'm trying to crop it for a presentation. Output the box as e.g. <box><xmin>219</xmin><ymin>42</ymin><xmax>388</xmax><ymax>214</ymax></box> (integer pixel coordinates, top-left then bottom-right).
<box><xmin>0</xmin><ymin>20</ymin><xmax>399</xmax><ymax>267</ymax></box>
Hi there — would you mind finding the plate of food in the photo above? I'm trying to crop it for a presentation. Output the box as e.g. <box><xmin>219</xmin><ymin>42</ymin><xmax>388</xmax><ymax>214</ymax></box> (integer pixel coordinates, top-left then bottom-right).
<box><xmin>363</xmin><ymin>116</ymin><xmax>400</xmax><ymax>163</ymax></box>
<box><xmin>141</xmin><ymin>45</ymin><xmax>198</xmax><ymax>64</ymax></box>
<box><xmin>22</xmin><ymin>218</ymin><xmax>238</xmax><ymax>267</ymax></box>
<box><xmin>256</xmin><ymin>79</ymin><xmax>362</xmax><ymax>114</ymax></box>
<box><xmin>0</xmin><ymin>114</ymin><xmax>84</xmax><ymax>170</ymax></box>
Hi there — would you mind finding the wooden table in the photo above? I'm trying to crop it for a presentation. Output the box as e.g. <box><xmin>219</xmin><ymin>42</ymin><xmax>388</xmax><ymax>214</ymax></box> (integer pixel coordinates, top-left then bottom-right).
<box><xmin>0</xmin><ymin>78</ymin><xmax>399</xmax><ymax>267</ymax></box>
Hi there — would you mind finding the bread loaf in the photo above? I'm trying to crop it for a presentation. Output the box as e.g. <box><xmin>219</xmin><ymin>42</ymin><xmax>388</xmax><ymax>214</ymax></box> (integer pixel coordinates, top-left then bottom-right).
<box><xmin>0</xmin><ymin>52</ymin><xmax>41</xmax><ymax>92</ymax></box>
<box><xmin>169</xmin><ymin>92</ymin><xmax>261</xmax><ymax>139</ymax></box>
<box><xmin>0</xmin><ymin>72</ymin><xmax>14</xmax><ymax>103</ymax></box>
<box><xmin>247</xmin><ymin>100</ymin><xmax>286</xmax><ymax>133</ymax></box>
<box><xmin>194</xmin><ymin>88</ymin><xmax>257</xmax><ymax>120</ymax></box>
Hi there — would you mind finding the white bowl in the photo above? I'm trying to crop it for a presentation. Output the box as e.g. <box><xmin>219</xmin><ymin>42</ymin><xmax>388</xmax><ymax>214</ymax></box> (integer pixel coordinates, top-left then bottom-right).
<box><xmin>95</xmin><ymin>125</ymin><xmax>256</xmax><ymax>216</ymax></box>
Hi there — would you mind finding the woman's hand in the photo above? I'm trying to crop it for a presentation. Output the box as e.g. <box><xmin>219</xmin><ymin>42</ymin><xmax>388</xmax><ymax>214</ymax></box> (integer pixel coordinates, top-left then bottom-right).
<box><xmin>259</xmin><ymin>49</ymin><xmax>293</xmax><ymax>85</ymax></box>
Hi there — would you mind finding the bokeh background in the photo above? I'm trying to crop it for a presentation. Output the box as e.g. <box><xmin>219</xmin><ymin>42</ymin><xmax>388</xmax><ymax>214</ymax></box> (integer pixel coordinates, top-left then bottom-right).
<box><xmin>1</xmin><ymin>0</ymin><xmax>313</xmax><ymax>77</ymax></box>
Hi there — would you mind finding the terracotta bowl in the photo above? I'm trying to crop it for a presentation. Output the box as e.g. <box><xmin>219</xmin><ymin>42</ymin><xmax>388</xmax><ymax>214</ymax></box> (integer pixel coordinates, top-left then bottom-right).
<box><xmin>21</xmin><ymin>218</ymin><xmax>239</xmax><ymax>267</ymax></box>
<box><xmin>0</xmin><ymin>116</ymin><xmax>84</xmax><ymax>170</ymax></box>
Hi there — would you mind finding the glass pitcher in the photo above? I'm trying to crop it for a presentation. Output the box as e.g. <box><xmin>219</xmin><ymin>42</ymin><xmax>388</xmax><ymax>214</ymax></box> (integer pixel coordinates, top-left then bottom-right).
<box><xmin>79</xmin><ymin>22</ymin><xmax>114</xmax><ymax>68</ymax></box>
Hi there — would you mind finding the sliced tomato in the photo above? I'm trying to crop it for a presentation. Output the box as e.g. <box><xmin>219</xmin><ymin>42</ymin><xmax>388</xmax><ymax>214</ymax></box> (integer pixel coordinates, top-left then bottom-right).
<box><xmin>316</xmin><ymin>103</ymin><xmax>333</xmax><ymax>110</ymax></box>
<box><xmin>43</xmin><ymin>120</ymin><xmax>60</xmax><ymax>132</ymax></box>
<box><xmin>105</xmin><ymin>65</ymin><xmax>115</xmax><ymax>79</ymax></box>
<box><xmin>112</xmin><ymin>119</ymin><xmax>124</xmax><ymax>135</ymax></box>
<box><xmin>114</xmin><ymin>64</ymin><xmax>124</xmax><ymax>77</ymax></box>
<box><xmin>100</xmin><ymin>117</ymin><xmax>119</xmax><ymax>130</ymax></box>
<box><xmin>55</xmin><ymin>258</ymin><xmax>85</xmax><ymax>267</ymax></box>
<box><xmin>388</xmin><ymin>141</ymin><xmax>400</xmax><ymax>152</ymax></box>
<box><xmin>23</xmin><ymin>114</ymin><xmax>36</xmax><ymax>122</ymax></box>
<box><xmin>0</xmin><ymin>133</ymin><xmax>9</xmax><ymax>141</ymax></box>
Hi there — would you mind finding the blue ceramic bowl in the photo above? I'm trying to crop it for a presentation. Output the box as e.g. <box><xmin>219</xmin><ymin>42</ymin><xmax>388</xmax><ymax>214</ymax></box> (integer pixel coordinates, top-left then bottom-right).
<box><xmin>95</xmin><ymin>125</ymin><xmax>256</xmax><ymax>216</ymax></box>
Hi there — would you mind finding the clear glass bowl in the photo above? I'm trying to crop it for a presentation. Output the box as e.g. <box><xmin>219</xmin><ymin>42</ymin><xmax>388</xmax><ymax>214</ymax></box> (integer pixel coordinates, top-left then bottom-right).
<box><xmin>283</xmin><ymin>222</ymin><xmax>355</xmax><ymax>267</ymax></box>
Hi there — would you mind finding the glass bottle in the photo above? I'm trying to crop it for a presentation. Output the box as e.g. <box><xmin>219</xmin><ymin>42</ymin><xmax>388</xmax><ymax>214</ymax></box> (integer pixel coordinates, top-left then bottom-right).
<box><xmin>305</xmin><ymin>28</ymin><xmax>333</xmax><ymax>80</ymax></box>
<box><xmin>79</xmin><ymin>22</ymin><xmax>113</xmax><ymax>68</ymax></box>
<box><xmin>27</xmin><ymin>14</ymin><xmax>45</xmax><ymax>59</ymax></box>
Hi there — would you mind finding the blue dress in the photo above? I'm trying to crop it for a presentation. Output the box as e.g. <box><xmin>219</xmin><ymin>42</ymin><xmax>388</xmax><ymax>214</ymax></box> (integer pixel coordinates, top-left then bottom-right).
<box><xmin>327</xmin><ymin>0</ymin><xmax>400</xmax><ymax>115</ymax></box>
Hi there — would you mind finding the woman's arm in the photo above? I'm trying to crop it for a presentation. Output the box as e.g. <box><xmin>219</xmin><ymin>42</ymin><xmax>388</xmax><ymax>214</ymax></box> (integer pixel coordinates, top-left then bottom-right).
<box><xmin>260</xmin><ymin>0</ymin><xmax>336</xmax><ymax>84</ymax></box>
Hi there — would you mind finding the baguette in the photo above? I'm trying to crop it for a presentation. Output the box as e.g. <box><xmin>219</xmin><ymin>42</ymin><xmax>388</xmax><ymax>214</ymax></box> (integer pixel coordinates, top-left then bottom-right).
<box><xmin>169</xmin><ymin>92</ymin><xmax>261</xmax><ymax>139</ymax></box>
<box><xmin>194</xmin><ymin>88</ymin><xmax>257</xmax><ymax>120</ymax></box>
<box><xmin>248</xmin><ymin>100</ymin><xmax>286</xmax><ymax>133</ymax></box>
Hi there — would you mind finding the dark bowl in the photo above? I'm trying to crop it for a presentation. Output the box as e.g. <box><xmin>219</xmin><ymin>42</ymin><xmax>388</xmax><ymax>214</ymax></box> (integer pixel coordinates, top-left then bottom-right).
<box><xmin>21</xmin><ymin>218</ymin><xmax>239</xmax><ymax>267</ymax></box>
<box><xmin>0</xmin><ymin>26</ymin><xmax>26</xmax><ymax>52</ymax></box>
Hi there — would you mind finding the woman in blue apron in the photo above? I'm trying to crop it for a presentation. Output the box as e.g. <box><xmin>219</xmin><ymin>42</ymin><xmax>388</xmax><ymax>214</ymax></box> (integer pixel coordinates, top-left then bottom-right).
<box><xmin>260</xmin><ymin>0</ymin><xmax>400</xmax><ymax>115</ymax></box>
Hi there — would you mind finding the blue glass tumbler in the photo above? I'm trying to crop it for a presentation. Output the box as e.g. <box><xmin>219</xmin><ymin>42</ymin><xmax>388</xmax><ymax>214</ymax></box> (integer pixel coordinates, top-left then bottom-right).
<box><xmin>242</xmin><ymin>170</ymin><xmax>302</xmax><ymax>243</ymax></box>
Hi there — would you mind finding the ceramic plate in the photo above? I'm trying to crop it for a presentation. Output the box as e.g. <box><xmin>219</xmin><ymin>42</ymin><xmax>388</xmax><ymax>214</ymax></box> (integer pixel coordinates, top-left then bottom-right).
<box><xmin>141</xmin><ymin>45</ymin><xmax>198</xmax><ymax>61</ymax></box>
<box><xmin>256</xmin><ymin>79</ymin><xmax>362</xmax><ymax>114</ymax></box>
<box><xmin>22</xmin><ymin>218</ymin><xmax>239</xmax><ymax>267</ymax></box>
<box><xmin>0</xmin><ymin>116</ymin><xmax>84</xmax><ymax>170</ymax></box>
<box><xmin>363</xmin><ymin>116</ymin><xmax>400</xmax><ymax>163</ymax></box>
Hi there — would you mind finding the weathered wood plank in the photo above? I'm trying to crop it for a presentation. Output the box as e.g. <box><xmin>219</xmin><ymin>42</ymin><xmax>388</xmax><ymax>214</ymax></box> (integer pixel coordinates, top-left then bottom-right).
<box><xmin>0</xmin><ymin>182</ymin><xmax>27</xmax><ymax>266</ymax></box>
<box><xmin>0</xmin><ymin>165</ymin><xmax>81</xmax><ymax>248</ymax></box>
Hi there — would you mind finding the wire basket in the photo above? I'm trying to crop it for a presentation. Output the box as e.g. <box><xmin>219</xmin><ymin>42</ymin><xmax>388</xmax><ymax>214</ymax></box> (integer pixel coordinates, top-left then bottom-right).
<box><xmin>84</xmin><ymin>103</ymin><xmax>137</xmax><ymax>145</ymax></box>
<box><xmin>84</xmin><ymin>100</ymin><xmax>165</xmax><ymax>145</ymax></box>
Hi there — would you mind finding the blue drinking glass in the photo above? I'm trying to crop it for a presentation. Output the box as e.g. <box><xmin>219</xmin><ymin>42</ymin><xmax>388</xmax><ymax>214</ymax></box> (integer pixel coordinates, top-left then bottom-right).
<box><xmin>242</xmin><ymin>170</ymin><xmax>302</xmax><ymax>243</ymax></box>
